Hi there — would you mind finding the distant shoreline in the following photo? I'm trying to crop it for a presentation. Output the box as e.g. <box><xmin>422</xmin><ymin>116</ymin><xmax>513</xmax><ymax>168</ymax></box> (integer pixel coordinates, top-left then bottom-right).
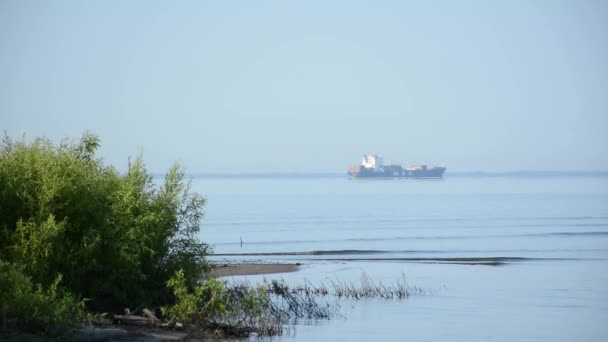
<box><xmin>151</xmin><ymin>171</ymin><xmax>608</xmax><ymax>179</ymax></box>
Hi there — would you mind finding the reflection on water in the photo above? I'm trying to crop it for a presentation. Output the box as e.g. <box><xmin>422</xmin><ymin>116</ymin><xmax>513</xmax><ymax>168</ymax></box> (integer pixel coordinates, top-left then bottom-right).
<box><xmin>192</xmin><ymin>177</ymin><xmax>608</xmax><ymax>341</ymax></box>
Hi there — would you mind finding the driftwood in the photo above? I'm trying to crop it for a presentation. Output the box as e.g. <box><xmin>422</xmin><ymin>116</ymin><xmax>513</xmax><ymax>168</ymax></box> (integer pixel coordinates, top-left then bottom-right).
<box><xmin>112</xmin><ymin>314</ymin><xmax>158</xmax><ymax>326</ymax></box>
<box><xmin>112</xmin><ymin>311</ymin><xmax>184</xmax><ymax>330</ymax></box>
<box><xmin>143</xmin><ymin>308</ymin><xmax>160</xmax><ymax>322</ymax></box>
<box><xmin>160</xmin><ymin>317</ymin><xmax>176</xmax><ymax>328</ymax></box>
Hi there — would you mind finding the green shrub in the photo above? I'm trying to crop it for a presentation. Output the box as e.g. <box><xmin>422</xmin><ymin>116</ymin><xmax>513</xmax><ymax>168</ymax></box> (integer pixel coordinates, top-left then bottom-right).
<box><xmin>161</xmin><ymin>270</ymin><xmax>270</xmax><ymax>331</ymax></box>
<box><xmin>0</xmin><ymin>132</ymin><xmax>210</xmax><ymax>311</ymax></box>
<box><xmin>0</xmin><ymin>260</ymin><xmax>85</xmax><ymax>336</ymax></box>
<box><xmin>161</xmin><ymin>269</ymin><xmax>228</xmax><ymax>323</ymax></box>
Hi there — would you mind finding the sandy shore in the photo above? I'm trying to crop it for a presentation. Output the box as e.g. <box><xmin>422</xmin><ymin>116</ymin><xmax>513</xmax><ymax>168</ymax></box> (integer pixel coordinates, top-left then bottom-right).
<box><xmin>210</xmin><ymin>263</ymin><xmax>300</xmax><ymax>278</ymax></box>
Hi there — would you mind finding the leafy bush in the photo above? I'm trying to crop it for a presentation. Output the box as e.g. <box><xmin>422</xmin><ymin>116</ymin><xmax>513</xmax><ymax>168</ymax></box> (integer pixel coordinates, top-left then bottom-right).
<box><xmin>0</xmin><ymin>260</ymin><xmax>85</xmax><ymax>336</ymax></box>
<box><xmin>161</xmin><ymin>270</ymin><xmax>272</xmax><ymax>336</ymax></box>
<box><xmin>0</xmin><ymin>132</ymin><xmax>209</xmax><ymax>311</ymax></box>
<box><xmin>161</xmin><ymin>269</ymin><xmax>229</xmax><ymax>323</ymax></box>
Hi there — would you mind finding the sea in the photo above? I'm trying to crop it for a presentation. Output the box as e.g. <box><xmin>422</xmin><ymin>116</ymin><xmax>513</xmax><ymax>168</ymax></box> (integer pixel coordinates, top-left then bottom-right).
<box><xmin>190</xmin><ymin>174</ymin><xmax>608</xmax><ymax>342</ymax></box>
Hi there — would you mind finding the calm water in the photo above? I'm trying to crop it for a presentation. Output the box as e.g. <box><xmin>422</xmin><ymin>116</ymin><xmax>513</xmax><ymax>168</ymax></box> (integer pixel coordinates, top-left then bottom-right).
<box><xmin>192</xmin><ymin>176</ymin><xmax>608</xmax><ymax>341</ymax></box>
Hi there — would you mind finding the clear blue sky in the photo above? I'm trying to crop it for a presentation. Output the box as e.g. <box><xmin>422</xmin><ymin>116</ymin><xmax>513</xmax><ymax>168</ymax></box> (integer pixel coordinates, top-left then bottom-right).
<box><xmin>2</xmin><ymin>0</ymin><xmax>607</xmax><ymax>172</ymax></box>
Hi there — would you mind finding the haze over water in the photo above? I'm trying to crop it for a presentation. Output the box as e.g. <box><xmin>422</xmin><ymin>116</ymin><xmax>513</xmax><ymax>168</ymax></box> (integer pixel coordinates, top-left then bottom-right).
<box><xmin>199</xmin><ymin>175</ymin><xmax>608</xmax><ymax>341</ymax></box>
<box><xmin>2</xmin><ymin>1</ymin><xmax>608</xmax><ymax>172</ymax></box>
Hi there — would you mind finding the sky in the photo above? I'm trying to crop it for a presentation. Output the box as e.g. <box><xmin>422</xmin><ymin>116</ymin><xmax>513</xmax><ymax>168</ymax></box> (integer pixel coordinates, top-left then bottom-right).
<box><xmin>1</xmin><ymin>0</ymin><xmax>607</xmax><ymax>173</ymax></box>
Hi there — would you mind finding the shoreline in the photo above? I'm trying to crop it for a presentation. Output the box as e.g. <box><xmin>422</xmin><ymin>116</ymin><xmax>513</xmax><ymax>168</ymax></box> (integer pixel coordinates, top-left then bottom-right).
<box><xmin>210</xmin><ymin>263</ymin><xmax>300</xmax><ymax>278</ymax></box>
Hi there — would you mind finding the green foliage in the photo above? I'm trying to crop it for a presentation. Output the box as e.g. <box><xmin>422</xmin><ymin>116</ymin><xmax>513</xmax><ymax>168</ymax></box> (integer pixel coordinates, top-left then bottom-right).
<box><xmin>162</xmin><ymin>270</ymin><xmax>270</xmax><ymax>330</ymax></box>
<box><xmin>0</xmin><ymin>132</ymin><xmax>210</xmax><ymax>312</ymax></box>
<box><xmin>161</xmin><ymin>269</ymin><xmax>228</xmax><ymax>323</ymax></box>
<box><xmin>0</xmin><ymin>260</ymin><xmax>85</xmax><ymax>336</ymax></box>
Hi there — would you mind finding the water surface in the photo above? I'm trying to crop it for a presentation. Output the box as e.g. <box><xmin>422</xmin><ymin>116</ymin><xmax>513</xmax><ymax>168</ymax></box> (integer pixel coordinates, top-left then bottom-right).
<box><xmin>192</xmin><ymin>176</ymin><xmax>608</xmax><ymax>341</ymax></box>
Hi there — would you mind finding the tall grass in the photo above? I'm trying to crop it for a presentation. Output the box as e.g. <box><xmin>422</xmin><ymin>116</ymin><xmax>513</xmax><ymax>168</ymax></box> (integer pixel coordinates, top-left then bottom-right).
<box><xmin>159</xmin><ymin>272</ymin><xmax>423</xmax><ymax>338</ymax></box>
<box><xmin>331</xmin><ymin>272</ymin><xmax>410</xmax><ymax>299</ymax></box>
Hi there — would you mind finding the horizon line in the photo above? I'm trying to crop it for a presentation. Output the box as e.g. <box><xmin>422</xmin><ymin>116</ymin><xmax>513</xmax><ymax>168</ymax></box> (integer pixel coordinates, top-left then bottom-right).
<box><xmin>151</xmin><ymin>170</ymin><xmax>608</xmax><ymax>179</ymax></box>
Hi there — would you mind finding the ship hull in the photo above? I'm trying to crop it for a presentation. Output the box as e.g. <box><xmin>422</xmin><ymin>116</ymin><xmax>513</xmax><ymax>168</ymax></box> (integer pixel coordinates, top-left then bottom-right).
<box><xmin>348</xmin><ymin>166</ymin><xmax>446</xmax><ymax>178</ymax></box>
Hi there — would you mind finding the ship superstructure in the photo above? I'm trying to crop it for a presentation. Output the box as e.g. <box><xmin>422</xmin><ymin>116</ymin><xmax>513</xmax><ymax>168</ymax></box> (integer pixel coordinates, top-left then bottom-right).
<box><xmin>348</xmin><ymin>154</ymin><xmax>446</xmax><ymax>178</ymax></box>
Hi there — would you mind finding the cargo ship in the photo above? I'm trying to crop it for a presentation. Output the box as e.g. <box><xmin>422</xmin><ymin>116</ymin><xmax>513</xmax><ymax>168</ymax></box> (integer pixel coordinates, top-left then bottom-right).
<box><xmin>348</xmin><ymin>154</ymin><xmax>446</xmax><ymax>178</ymax></box>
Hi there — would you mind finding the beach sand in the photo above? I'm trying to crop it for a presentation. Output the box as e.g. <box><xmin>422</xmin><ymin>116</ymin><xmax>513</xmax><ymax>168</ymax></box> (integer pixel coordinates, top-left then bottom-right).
<box><xmin>210</xmin><ymin>263</ymin><xmax>300</xmax><ymax>278</ymax></box>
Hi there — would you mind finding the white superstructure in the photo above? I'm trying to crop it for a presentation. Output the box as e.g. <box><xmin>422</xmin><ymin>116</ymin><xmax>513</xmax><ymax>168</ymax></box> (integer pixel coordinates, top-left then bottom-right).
<box><xmin>362</xmin><ymin>154</ymin><xmax>383</xmax><ymax>170</ymax></box>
